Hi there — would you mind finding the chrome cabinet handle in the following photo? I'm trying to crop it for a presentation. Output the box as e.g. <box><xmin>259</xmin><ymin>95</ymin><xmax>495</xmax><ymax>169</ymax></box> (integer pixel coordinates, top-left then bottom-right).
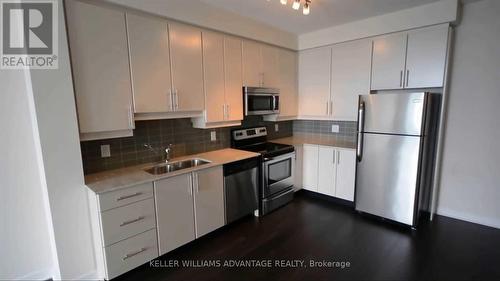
<box><xmin>120</xmin><ymin>216</ymin><xmax>144</xmax><ymax>227</ymax></box>
<box><xmin>330</xmin><ymin>101</ymin><xmax>333</xmax><ymax>116</ymax></box>
<box><xmin>122</xmin><ymin>247</ymin><xmax>147</xmax><ymax>261</ymax></box>
<box><xmin>174</xmin><ymin>89</ymin><xmax>179</xmax><ymax>110</ymax></box>
<box><xmin>357</xmin><ymin>101</ymin><xmax>365</xmax><ymax>161</ymax></box>
<box><xmin>406</xmin><ymin>69</ymin><xmax>410</xmax><ymax>88</ymax></box>
<box><xmin>222</xmin><ymin>104</ymin><xmax>226</xmax><ymax>120</ymax></box>
<box><xmin>116</xmin><ymin>192</ymin><xmax>142</xmax><ymax>201</ymax></box>
<box><xmin>227</xmin><ymin>104</ymin><xmax>230</xmax><ymax>119</ymax></box>
<box><xmin>399</xmin><ymin>70</ymin><xmax>403</xmax><ymax>88</ymax></box>
<box><xmin>169</xmin><ymin>89</ymin><xmax>174</xmax><ymax>111</ymax></box>
<box><xmin>128</xmin><ymin>105</ymin><xmax>135</xmax><ymax>129</ymax></box>
<box><xmin>337</xmin><ymin>151</ymin><xmax>340</xmax><ymax>164</ymax></box>
<box><xmin>326</xmin><ymin>101</ymin><xmax>329</xmax><ymax>115</ymax></box>
<box><xmin>332</xmin><ymin>150</ymin><xmax>336</xmax><ymax>164</ymax></box>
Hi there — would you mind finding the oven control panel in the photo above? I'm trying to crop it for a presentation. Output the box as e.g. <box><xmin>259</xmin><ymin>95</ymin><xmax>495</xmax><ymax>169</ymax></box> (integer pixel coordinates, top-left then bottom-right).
<box><xmin>233</xmin><ymin>127</ymin><xmax>267</xmax><ymax>140</ymax></box>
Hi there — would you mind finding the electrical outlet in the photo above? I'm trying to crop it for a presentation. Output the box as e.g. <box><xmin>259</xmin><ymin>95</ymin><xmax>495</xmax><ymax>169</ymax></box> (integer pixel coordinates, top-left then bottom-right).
<box><xmin>100</xmin><ymin>144</ymin><xmax>111</xmax><ymax>158</ymax></box>
<box><xmin>210</xmin><ymin>131</ymin><xmax>217</xmax><ymax>142</ymax></box>
<box><xmin>331</xmin><ymin>125</ymin><xmax>340</xmax><ymax>133</ymax></box>
<box><xmin>275</xmin><ymin>124</ymin><xmax>279</xmax><ymax>132</ymax></box>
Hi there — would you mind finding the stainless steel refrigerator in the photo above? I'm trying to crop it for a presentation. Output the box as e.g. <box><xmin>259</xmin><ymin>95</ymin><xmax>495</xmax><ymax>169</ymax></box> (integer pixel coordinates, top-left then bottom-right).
<box><xmin>355</xmin><ymin>92</ymin><xmax>441</xmax><ymax>227</ymax></box>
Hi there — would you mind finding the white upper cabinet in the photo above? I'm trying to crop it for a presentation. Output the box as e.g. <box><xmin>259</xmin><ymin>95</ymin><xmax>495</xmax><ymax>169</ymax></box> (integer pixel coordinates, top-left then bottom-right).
<box><xmin>66</xmin><ymin>1</ymin><xmax>134</xmax><ymax>140</ymax></box>
<box><xmin>261</xmin><ymin>45</ymin><xmax>280</xmax><ymax>88</ymax></box>
<box><xmin>224</xmin><ymin>36</ymin><xmax>244</xmax><ymax>122</ymax></box>
<box><xmin>298</xmin><ymin>46</ymin><xmax>332</xmax><ymax>118</ymax></box>
<box><xmin>242</xmin><ymin>40</ymin><xmax>263</xmax><ymax>86</ymax></box>
<box><xmin>371</xmin><ymin>24</ymin><xmax>449</xmax><ymax>90</ymax></box>
<box><xmin>193</xmin><ymin>33</ymin><xmax>243</xmax><ymax>128</ymax></box>
<box><xmin>127</xmin><ymin>14</ymin><xmax>172</xmax><ymax>113</ymax></box>
<box><xmin>371</xmin><ymin>32</ymin><xmax>408</xmax><ymax>90</ymax></box>
<box><xmin>330</xmin><ymin>39</ymin><xmax>372</xmax><ymax>121</ymax></box>
<box><xmin>277</xmin><ymin>49</ymin><xmax>298</xmax><ymax>118</ymax></box>
<box><xmin>202</xmin><ymin>31</ymin><xmax>226</xmax><ymax>123</ymax></box>
<box><xmin>405</xmin><ymin>24</ymin><xmax>449</xmax><ymax>89</ymax></box>
<box><xmin>169</xmin><ymin>23</ymin><xmax>204</xmax><ymax>112</ymax></box>
<box><xmin>317</xmin><ymin>146</ymin><xmax>336</xmax><ymax>197</ymax></box>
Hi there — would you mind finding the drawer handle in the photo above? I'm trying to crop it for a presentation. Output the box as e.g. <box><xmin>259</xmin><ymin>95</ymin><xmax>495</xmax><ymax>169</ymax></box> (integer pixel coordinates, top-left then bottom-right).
<box><xmin>120</xmin><ymin>216</ymin><xmax>145</xmax><ymax>227</ymax></box>
<box><xmin>122</xmin><ymin>247</ymin><xmax>147</xmax><ymax>261</ymax></box>
<box><xmin>116</xmin><ymin>192</ymin><xmax>142</xmax><ymax>201</ymax></box>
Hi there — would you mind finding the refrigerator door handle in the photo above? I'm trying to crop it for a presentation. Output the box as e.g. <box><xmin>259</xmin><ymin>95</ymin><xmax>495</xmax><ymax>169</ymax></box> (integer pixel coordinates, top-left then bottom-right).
<box><xmin>357</xmin><ymin>101</ymin><xmax>365</xmax><ymax>161</ymax></box>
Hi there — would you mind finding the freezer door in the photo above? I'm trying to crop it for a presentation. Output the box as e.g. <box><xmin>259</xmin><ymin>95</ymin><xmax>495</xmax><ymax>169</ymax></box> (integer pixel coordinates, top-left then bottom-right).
<box><xmin>359</xmin><ymin>92</ymin><xmax>426</xmax><ymax>136</ymax></box>
<box><xmin>355</xmin><ymin>133</ymin><xmax>422</xmax><ymax>226</ymax></box>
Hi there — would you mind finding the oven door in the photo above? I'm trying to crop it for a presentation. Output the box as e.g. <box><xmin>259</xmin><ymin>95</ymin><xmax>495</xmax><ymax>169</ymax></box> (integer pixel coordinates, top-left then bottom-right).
<box><xmin>262</xmin><ymin>152</ymin><xmax>295</xmax><ymax>198</ymax></box>
<box><xmin>245</xmin><ymin>93</ymin><xmax>279</xmax><ymax>115</ymax></box>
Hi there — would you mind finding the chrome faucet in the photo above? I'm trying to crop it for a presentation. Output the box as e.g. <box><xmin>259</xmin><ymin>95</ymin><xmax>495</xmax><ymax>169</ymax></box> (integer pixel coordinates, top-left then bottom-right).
<box><xmin>143</xmin><ymin>143</ymin><xmax>173</xmax><ymax>163</ymax></box>
<box><xmin>164</xmin><ymin>144</ymin><xmax>173</xmax><ymax>163</ymax></box>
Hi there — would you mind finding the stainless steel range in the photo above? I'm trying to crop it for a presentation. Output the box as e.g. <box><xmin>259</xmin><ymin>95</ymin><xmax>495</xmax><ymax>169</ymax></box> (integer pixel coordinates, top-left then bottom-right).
<box><xmin>232</xmin><ymin>127</ymin><xmax>295</xmax><ymax>216</ymax></box>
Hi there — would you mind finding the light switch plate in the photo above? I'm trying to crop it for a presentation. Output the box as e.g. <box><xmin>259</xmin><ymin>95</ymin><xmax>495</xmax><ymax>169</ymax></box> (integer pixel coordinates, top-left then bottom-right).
<box><xmin>275</xmin><ymin>124</ymin><xmax>279</xmax><ymax>132</ymax></box>
<box><xmin>100</xmin><ymin>144</ymin><xmax>111</xmax><ymax>158</ymax></box>
<box><xmin>331</xmin><ymin>125</ymin><xmax>340</xmax><ymax>133</ymax></box>
<box><xmin>210</xmin><ymin>131</ymin><xmax>217</xmax><ymax>142</ymax></box>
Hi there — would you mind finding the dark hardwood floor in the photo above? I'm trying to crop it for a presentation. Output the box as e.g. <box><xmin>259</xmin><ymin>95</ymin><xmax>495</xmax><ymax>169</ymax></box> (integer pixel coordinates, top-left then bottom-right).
<box><xmin>116</xmin><ymin>191</ymin><xmax>500</xmax><ymax>281</ymax></box>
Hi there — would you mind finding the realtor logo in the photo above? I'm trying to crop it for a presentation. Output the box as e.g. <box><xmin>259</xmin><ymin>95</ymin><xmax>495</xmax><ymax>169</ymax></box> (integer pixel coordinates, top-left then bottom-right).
<box><xmin>1</xmin><ymin>0</ymin><xmax>58</xmax><ymax>69</ymax></box>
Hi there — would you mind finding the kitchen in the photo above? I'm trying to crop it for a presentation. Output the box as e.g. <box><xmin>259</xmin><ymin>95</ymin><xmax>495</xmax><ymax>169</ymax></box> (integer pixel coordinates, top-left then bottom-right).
<box><xmin>2</xmin><ymin>0</ymin><xmax>500</xmax><ymax>280</ymax></box>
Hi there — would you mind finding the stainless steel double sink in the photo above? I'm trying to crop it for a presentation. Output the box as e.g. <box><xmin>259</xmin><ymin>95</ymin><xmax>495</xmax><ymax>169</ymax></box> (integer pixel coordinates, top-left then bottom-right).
<box><xmin>144</xmin><ymin>158</ymin><xmax>211</xmax><ymax>175</ymax></box>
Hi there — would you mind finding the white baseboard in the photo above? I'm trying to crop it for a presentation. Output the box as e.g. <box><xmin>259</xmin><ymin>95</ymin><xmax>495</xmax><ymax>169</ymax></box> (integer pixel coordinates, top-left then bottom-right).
<box><xmin>71</xmin><ymin>270</ymin><xmax>99</xmax><ymax>281</ymax></box>
<box><xmin>437</xmin><ymin>207</ymin><xmax>500</xmax><ymax>229</ymax></box>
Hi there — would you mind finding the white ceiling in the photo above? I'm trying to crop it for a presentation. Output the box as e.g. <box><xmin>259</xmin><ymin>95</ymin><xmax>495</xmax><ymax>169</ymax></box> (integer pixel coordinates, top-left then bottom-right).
<box><xmin>199</xmin><ymin>0</ymin><xmax>441</xmax><ymax>35</ymax></box>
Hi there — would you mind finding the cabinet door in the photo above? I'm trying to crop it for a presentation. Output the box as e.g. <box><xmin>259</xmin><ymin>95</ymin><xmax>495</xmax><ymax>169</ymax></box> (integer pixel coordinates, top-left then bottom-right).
<box><xmin>66</xmin><ymin>1</ymin><xmax>133</xmax><ymax>134</ymax></box>
<box><xmin>302</xmin><ymin>144</ymin><xmax>319</xmax><ymax>192</ymax></box>
<box><xmin>154</xmin><ymin>174</ymin><xmax>195</xmax><ymax>255</ymax></box>
<box><xmin>242</xmin><ymin>40</ymin><xmax>262</xmax><ymax>86</ymax></box>
<box><xmin>405</xmin><ymin>24</ymin><xmax>449</xmax><ymax>88</ymax></box>
<box><xmin>169</xmin><ymin>23</ymin><xmax>204</xmax><ymax>111</ymax></box>
<box><xmin>224</xmin><ymin>36</ymin><xmax>244</xmax><ymax>121</ymax></box>
<box><xmin>371</xmin><ymin>32</ymin><xmax>407</xmax><ymax>90</ymax></box>
<box><xmin>298</xmin><ymin>47</ymin><xmax>331</xmax><ymax>117</ymax></box>
<box><xmin>335</xmin><ymin>149</ymin><xmax>356</xmax><ymax>201</ymax></box>
<box><xmin>278</xmin><ymin>49</ymin><xmax>298</xmax><ymax>117</ymax></box>
<box><xmin>127</xmin><ymin>14</ymin><xmax>172</xmax><ymax>113</ymax></box>
<box><xmin>202</xmin><ymin>31</ymin><xmax>226</xmax><ymax>123</ymax></box>
<box><xmin>261</xmin><ymin>45</ymin><xmax>280</xmax><ymax>88</ymax></box>
<box><xmin>331</xmin><ymin>39</ymin><xmax>371</xmax><ymax>121</ymax></box>
<box><xmin>193</xmin><ymin>166</ymin><xmax>224</xmax><ymax>238</ymax></box>
<box><xmin>317</xmin><ymin>146</ymin><xmax>336</xmax><ymax>196</ymax></box>
<box><xmin>293</xmin><ymin>145</ymin><xmax>303</xmax><ymax>191</ymax></box>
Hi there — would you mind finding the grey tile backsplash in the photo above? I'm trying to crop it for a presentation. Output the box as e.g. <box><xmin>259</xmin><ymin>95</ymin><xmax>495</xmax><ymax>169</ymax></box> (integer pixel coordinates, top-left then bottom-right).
<box><xmin>80</xmin><ymin>117</ymin><xmax>357</xmax><ymax>175</ymax></box>
<box><xmin>293</xmin><ymin>120</ymin><xmax>357</xmax><ymax>143</ymax></box>
<box><xmin>81</xmin><ymin>117</ymin><xmax>293</xmax><ymax>174</ymax></box>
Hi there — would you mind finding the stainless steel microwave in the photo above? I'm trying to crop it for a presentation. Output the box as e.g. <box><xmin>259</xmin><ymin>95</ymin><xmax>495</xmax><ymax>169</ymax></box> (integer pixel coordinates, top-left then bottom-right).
<box><xmin>244</xmin><ymin>87</ymin><xmax>280</xmax><ymax>115</ymax></box>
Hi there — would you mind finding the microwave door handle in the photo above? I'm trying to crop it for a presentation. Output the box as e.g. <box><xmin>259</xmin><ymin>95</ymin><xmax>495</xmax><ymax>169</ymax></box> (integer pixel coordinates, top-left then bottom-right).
<box><xmin>272</xmin><ymin>96</ymin><xmax>277</xmax><ymax>111</ymax></box>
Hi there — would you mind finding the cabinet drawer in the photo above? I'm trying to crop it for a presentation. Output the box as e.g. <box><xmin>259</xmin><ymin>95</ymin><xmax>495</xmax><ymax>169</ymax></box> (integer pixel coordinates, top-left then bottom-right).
<box><xmin>104</xmin><ymin>228</ymin><xmax>158</xmax><ymax>280</ymax></box>
<box><xmin>101</xmin><ymin>198</ymin><xmax>156</xmax><ymax>246</ymax></box>
<box><xmin>99</xmin><ymin>182</ymin><xmax>153</xmax><ymax>211</ymax></box>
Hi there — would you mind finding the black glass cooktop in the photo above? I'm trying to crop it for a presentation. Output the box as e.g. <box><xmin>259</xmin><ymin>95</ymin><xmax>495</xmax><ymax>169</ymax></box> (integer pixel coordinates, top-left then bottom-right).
<box><xmin>238</xmin><ymin>142</ymin><xmax>294</xmax><ymax>158</ymax></box>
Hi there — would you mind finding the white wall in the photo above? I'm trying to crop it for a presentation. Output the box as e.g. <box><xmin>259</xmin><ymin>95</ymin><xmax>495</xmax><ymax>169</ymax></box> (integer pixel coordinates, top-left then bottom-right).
<box><xmin>298</xmin><ymin>0</ymin><xmax>459</xmax><ymax>50</ymax></box>
<box><xmin>105</xmin><ymin>0</ymin><xmax>297</xmax><ymax>49</ymax></box>
<box><xmin>437</xmin><ymin>0</ymin><xmax>500</xmax><ymax>229</ymax></box>
<box><xmin>0</xmin><ymin>70</ymin><xmax>59</xmax><ymax>279</ymax></box>
<box><xmin>27</xmin><ymin>0</ymin><xmax>98</xmax><ymax>278</ymax></box>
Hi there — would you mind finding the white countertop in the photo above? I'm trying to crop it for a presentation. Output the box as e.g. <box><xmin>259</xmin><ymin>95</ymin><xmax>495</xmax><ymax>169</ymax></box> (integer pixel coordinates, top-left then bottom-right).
<box><xmin>85</xmin><ymin>148</ymin><xmax>260</xmax><ymax>194</ymax></box>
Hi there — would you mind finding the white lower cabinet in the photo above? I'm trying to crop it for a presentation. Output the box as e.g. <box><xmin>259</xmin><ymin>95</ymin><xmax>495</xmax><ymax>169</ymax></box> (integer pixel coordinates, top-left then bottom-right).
<box><xmin>193</xmin><ymin>166</ymin><xmax>225</xmax><ymax>238</ymax></box>
<box><xmin>89</xmin><ymin>166</ymin><xmax>225</xmax><ymax>279</ymax></box>
<box><xmin>155</xmin><ymin>167</ymin><xmax>224</xmax><ymax>255</ymax></box>
<box><xmin>317</xmin><ymin>146</ymin><xmax>337</xmax><ymax>197</ymax></box>
<box><xmin>301</xmin><ymin>144</ymin><xmax>356</xmax><ymax>202</ymax></box>
<box><xmin>302</xmin><ymin>144</ymin><xmax>319</xmax><ymax>191</ymax></box>
<box><xmin>335</xmin><ymin>149</ymin><xmax>357</xmax><ymax>201</ymax></box>
<box><xmin>104</xmin><ymin>229</ymin><xmax>158</xmax><ymax>280</ymax></box>
<box><xmin>155</xmin><ymin>173</ymin><xmax>196</xmax><ymax>255</ymax></box>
